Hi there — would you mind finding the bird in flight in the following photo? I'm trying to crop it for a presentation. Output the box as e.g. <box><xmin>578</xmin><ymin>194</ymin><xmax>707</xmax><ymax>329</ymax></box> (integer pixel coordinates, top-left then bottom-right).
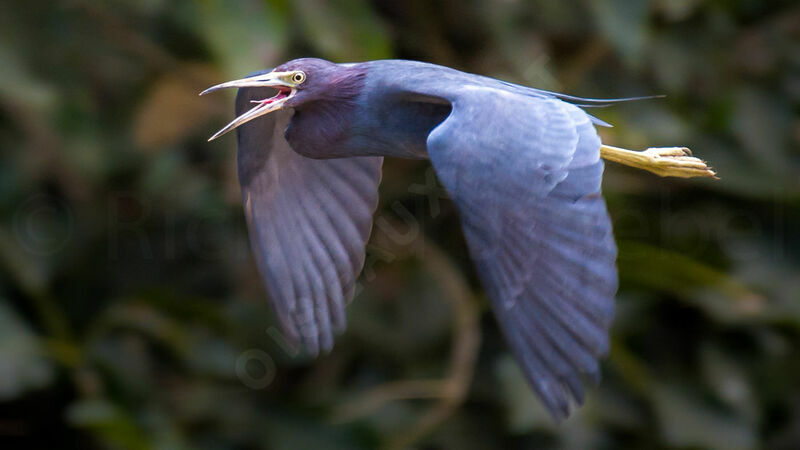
<box><xmin>202</xmin><ymin>58</ymin><xmax>716</xmax><ymax>421</ymax></box>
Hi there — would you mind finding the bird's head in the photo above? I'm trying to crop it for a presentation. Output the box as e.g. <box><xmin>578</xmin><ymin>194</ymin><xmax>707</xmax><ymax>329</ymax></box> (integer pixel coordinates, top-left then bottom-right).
<box><xmin>201</xmin><ymin>58</ymin><xmax>365</xmax><ymax>141</ymax></box>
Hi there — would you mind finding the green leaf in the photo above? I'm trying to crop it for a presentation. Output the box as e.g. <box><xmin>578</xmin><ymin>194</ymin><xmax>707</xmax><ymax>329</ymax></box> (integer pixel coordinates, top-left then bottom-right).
<box><xmin>0</xmin><ymin>298</ymin><xmax>56</xmax><ymax>400</ymax></box>
<box><xmin>0</xmin><ymin>40</ymin><xmax>56</xmax><ymax>111</ymax></box>
<box><xmin>652</xmin><ymin>383</ymin><xmax>756</xmax><ymax>449</ymax></box>
<box><xmin>192</xmin><ymin>0</ymin><xmax>289</xmax><ymax>78</ymax></box>
<box><xmin>494</xmin><ymin>355</ymin><xmax>555</xmax><ymax>433</ymax></box>
<box><xmin>586</xmin><ymin>0</ymin><xmax>651</xmax><ymax>63</ymax></box>
<box><xmin>653</xmin><ymin>0</ymin><xmax>703</xmax><ymax>21</ymax></box>
<box><xmin>732</xmin><ymin>87</ymin><xmax>794</xmax><ymax>177</ymax></box>
<box><xmin>67</xmin><ymin>399</ymin><xmax>151</xmax><ymax>450</ymax></box>
<box><xmin>617</xmin><ymin>241</ymin><xmax>765</xmax><ymax>323</ymax></box>
<box><xmin>292</xmin><ymin>0</ymin><xmax>392</xmax><ymax>61</ymax></box>
<box><xmin>700</xmin><ymin>345</ymin><xmax>759</xmax><ymax>422</ymax></box>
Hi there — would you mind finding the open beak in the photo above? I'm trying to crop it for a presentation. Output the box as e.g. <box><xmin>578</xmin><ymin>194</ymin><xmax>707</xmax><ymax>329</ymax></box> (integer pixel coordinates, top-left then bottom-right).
<box><xmin>201</xmin><ymin>71</ymin><xmax>298</xmax><ymax>141</ymax></box>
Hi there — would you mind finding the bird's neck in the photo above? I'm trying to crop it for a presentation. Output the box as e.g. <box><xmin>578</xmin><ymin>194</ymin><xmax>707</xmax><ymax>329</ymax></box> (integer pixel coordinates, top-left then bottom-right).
<box><xmin>285</xmin><ymin>64</ymin><xmax>451</xmax><ymax>160</ymax></box>
<box><xmin>285</xmin><ymin>101</ymin><xmax>360</xmax><ymax>158</ymax></box>
<box><xmin>283</xmin><ymin>65</ymin><xmax>368</xmax><ymax>158</ymax></box>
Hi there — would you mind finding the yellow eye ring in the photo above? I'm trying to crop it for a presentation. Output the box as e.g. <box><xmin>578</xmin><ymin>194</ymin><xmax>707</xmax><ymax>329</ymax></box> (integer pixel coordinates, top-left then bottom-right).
<box><xmin>291</xmin><ymin>71</ymin><xmax>306</xmax><ymax>84</ymax></box>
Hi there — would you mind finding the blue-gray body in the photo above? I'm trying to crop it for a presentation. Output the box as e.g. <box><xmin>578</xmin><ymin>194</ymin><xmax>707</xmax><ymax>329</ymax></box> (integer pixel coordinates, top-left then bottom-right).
<box><xmin>233</xmin><ymin>59</ymin><xmax>619</xmax><ymax>421</ymax></box>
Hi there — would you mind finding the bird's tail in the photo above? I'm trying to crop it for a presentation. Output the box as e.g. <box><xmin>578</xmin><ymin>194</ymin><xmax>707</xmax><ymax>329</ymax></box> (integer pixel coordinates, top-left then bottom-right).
<box><xmin>536</xmin><ymin>90</ymin><xmax>665</xmax><ymax>127</ymax></box>
<box><xmin>552</xmin><ymin>93</ymin><xmax>665</xmax><ymax>108</ymax></box>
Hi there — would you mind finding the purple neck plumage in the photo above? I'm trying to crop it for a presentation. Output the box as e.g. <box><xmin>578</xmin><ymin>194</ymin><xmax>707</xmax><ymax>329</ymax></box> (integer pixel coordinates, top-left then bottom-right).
<box><xmin>282</xmin><ymin>60</ymin><xmax>367</xmax><ymax>158</ymax></box>
<box><xmin>281</xmin><ymin>59</ymin><xmax>450</xmax><ymax>160</ymax></box>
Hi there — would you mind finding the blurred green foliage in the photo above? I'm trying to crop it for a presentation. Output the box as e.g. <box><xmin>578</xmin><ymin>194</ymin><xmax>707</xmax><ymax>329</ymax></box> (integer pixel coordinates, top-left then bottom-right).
<box><xmin>1</xmin><ymin>0</ymin><xmax>799</xmax><ymax>449</ymax></box>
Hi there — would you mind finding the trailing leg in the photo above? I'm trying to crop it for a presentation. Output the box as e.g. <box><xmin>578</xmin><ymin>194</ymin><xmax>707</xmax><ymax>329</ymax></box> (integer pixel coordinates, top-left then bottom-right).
<box><xmin>600</xmin><ymin>145</ymin><xmax>717</xmax><ymax>179</ymax></box>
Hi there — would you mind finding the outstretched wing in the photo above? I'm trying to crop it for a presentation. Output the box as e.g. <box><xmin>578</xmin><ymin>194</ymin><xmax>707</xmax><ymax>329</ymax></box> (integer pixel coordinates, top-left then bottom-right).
<box><xmin>420</xmin><ymin>83</ymin><xmax>618</xmax><ymax>420</ymax></box>
<box><xmin>235</xmin><ymin>87</ymin><xmax>383</xmax><ymax>356</ymax></box>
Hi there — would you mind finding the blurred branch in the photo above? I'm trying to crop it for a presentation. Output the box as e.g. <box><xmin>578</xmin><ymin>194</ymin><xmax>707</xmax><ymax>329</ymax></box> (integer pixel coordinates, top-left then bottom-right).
<box><xmin>68</xmin><ymin>0</ymin><xmax>177</xmax><ymax>70</ymax></box>
<box><xmin>331</xmin><ymin>241</ymin><xmax>480</xmax><ymax>449</ymax></box>
<box><xmin>384</xmin><ymin>242</ymin><xmax>482</xmax><ymax>450</ymax></box>
<box><xmin>333</xmin><ymin>380</ymin><xmax>452</xmax><ymax>420</ymax></box>
<box><xmin>70</xmin><ymin>1</ymin><xmax>226</xmax><ymax>88</ymax></box>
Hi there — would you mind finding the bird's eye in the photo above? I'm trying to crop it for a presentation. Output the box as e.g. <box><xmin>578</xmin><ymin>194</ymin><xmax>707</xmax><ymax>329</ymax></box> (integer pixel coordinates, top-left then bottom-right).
<box><xmin>292</xmin><ymin>71</ymin><xmax>306</xmax><ymax>84</ymax></box>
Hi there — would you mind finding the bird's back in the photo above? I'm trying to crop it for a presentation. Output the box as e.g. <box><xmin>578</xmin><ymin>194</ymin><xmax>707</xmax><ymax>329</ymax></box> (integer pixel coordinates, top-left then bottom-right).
<box><xmin>286</xmin><ymin>59</ymin><xmax>616</xmax><ymax>161</ymax></box>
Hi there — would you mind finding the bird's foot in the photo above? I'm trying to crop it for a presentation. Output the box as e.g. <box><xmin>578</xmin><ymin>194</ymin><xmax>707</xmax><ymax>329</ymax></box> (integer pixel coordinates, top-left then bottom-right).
<box><xmin>640</xmin><ymin>147</ymin><xmax>718</xmax><ymax>179</ymax></box>
<box><xmin>600</xmin><ymin>145</ymin><xmax>718</xmax><ymax>179</ymax></box>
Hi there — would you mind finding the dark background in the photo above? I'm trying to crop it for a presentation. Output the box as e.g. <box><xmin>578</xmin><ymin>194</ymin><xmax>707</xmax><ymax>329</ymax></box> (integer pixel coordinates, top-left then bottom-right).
<box><xmin>1</xmin><ymin>0</ymin><xmax>798</xmax><ymax>449</ymax></box>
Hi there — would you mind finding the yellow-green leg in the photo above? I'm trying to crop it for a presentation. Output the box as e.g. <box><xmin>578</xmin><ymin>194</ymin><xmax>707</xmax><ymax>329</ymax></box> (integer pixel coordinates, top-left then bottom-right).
<box><xmin>600</xmin><ymin>145</ymin><xmax>718</xmax><ymax>179</ymax></box>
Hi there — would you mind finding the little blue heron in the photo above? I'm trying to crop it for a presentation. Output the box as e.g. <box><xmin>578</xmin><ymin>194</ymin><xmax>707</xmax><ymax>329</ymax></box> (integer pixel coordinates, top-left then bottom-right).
<box><xmin>202</xmin><ymin>58</ymin><xmax>716</xmax><ymax>420</ymax></box>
